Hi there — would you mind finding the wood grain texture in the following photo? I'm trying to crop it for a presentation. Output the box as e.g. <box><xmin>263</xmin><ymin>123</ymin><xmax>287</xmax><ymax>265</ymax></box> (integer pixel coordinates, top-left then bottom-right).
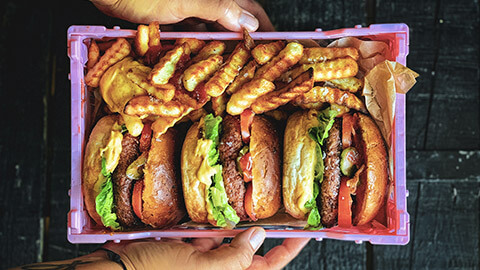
<box><xmin>407</xmin><ymin>150</ymin><xmax>480</xmax><ymax>179</ymax></box>
<box><xmin>0</xmin><ymin>2</ymin><xmax>50</xmax><ymax>268</ymax></box>
<box><xmin>260</xmin><ymin>0</ymin><xmax>366</xmax><ymax>31</ymax></box>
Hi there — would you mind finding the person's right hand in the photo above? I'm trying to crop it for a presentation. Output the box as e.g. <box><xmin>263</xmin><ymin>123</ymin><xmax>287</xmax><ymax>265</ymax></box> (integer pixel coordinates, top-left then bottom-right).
<box><xmin>103</xmin><ymin>227</ymin><xmax>310</xmax><ymax>270</ymax></box>
<box><xmin>91</xmin><ymin>0</ymin><xmax>275</xmax><ymax>32</ymax></box>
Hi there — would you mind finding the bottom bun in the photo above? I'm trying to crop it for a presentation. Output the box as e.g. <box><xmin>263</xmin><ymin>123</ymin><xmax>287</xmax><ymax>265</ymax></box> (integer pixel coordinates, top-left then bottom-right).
<box><xmin>141</xmin><ymin>128</ymin><xmax>185</xmax><ymax>228</ymax></box>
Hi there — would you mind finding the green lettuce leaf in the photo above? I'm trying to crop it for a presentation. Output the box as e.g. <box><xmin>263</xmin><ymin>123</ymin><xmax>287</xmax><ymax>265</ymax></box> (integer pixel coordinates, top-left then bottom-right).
<box><xmin>95</xmin><ymin>157</ymin><xmax>120</xmax><ymax>230</ymax></box>
<box><xmin>208</xmin><ymin>165</ymin><xmax>240</xmax><ymax>227</ymax></box>
<box><xmin>308</xmin><ymin>107</ymin><xmax>339</xmax><ymax>146</ymax></box>
<box><xmin>204</xmin><ymin>114</ymin><xmax>222</xmax><ymax>166</ymax></box>
<box><xmin>203</xmin><ymin>114</ymin><xmax>240</xmax><ymax>226</ymax></box>
<box><xmin>313</xmin><ymin>143</ymin><xmax>324</xmax><ymax>184</ymax></box>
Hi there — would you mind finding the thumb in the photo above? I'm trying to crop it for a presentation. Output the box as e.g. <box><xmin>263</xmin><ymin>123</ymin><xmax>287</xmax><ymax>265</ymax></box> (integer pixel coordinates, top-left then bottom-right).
<box><xmin>175</xmin><ymin>0</ymin><xmax>259</xmax><ymax>32</ymax></box>
<box><xmin>195</xmin><ymin>227</ymin><xmax>266</xmax><ymax>270</ymax></box>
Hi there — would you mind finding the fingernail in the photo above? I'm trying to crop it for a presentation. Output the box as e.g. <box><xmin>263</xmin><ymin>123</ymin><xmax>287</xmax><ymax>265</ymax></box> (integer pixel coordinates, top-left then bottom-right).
<box><xmin>239</xmin><ymin>10</ymin><xmax>259</xmax><ymax>32</ymax></box>
<box><xmin>249</xmin><ymin>228</ymin><xmax>265</xmax><ymax>251</ymax></box>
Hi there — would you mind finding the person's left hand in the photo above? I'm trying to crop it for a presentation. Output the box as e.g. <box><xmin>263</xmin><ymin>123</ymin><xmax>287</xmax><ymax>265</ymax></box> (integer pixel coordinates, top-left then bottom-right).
<box><xmin>102</xmin><ymin>227</ymin><xmax>310</xmax><ymax>270</ymax></box>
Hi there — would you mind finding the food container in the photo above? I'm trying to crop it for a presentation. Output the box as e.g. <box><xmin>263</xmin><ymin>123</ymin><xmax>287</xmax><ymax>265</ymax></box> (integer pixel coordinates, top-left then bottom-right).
<box><xmin>68</xmin><ymin>23</ymin><xmax>410</xmax><ymax>245</ymax></box>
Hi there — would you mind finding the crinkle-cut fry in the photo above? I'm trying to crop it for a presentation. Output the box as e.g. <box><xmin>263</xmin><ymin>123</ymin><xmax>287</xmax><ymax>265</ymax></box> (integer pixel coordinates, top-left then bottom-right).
<box><xmin>294</xmin><ymin>101</ymin><xmax>325</xmax><ymax>110</ymax></box>
<box><xmin>252</xmin><ymin>41</ymin><xmax>285</xmax><ymax>65</ymax></box>
<box><xmin>326</xmin><ymin>77</ymin><xmax>363</xmax><ymax>93</ymax></box>
<box><xmin>299</xmin><ymin>47</ymin><xmax>359</xmax><ymax>64</ymax></box>
<box><xmin>85</xmin><ymin>38</ymin><xmax>131</xmax><ymax>87</ymax></box>
<box><xmin>191</xmin><ymin>41</ymin><xmax>226</xmax><ymax>63</ymax></box>
<box><xmin>183</xmin><ymin>55</ymin><xmax>223</xmax><ymax>92</ymax></box>
<box><xmin>187</xmin><ymin>108</ymin><xmax>207</xmax><ymax>122</ymax></box>
<box><xmin>87</xmin><ymin>40</ymin><xmax>100</xmax><ymax>71</ymax></box>
<box><xmin>152</xmin><ymin>107</ymin><xmax>193</xmax><ymax>138</ymax></box>
<box><xmin>212</xmin><ymin>92</ymin><xmax>228</xmax><ymax>117</ymax></box>
<box><xmin>134</xmin><ymin>24</ymin><xmax>150</xmax><ymax>57</ymax></box>
<box><xmin>243</xmin><ymin>28</ymin><xmax>255</xmax><ymax>50</ymax></box>
<box><xmin>125</xmin><ymin>69</ymin><xmax>175</xmax><ymax>102</ymax></box>
<box><xmin>254</xmin><ymin>42</ymin><xmax>303</xmax><ymax>82</ymax></box>
<box><xmin>226</xmin><ymin>78</ymin><xmax>275</xmax><ymax>115</ymax></box>
<box><xmin>97</xmin><ymin>40</ymin><xmax>117</xmax><ymax>52</ymax></box>
<box><xmin>148</xmin><ymin>21</ymin><xmax>161</xmax><ymax>48</ymax></box>
<box><xmin>124</xmin><ymin>96</ymin><xmax>184</xmax><ymax>117</ymax></box>
<box><xmin>205</xmin><ymin>42</ymin><xmax>251</xmax><ymax>97</ymax></box>
<box><xmin>148</xmin><ymin>44</ymin><xmax>186</xmax><ymax>86</ymax></box>
<box><xmin>175</xmin><ymin>38</ymin><xmax>205</xmax><ymax>55</ymax></box>
<box><xmin>251</xmin><ymin>69</ymin><xmax>314</xmax><ymax>114</ymax></box>
<box><xmin>226</xmin><ymin>60</ymin><xmax>257</xmax><ymax>95</ymax></box>
<box><xmin>299</xmin><ymin>86</ymin><xmax>367</xmax><ymax>113</ymax></box>
<box><xmin>309</xmin><ymin>57</ymin><xmax>359</xmax><ymax>82</ymax></box>
<box><xmin>120</xmin><ymin>113</ymin><xmax>144</xmax><ymax>137</ymax></box>
<box><xmin>278</xmin><ymin>65</ymin><xmax>306</xmax><ymax>83</ymax></box>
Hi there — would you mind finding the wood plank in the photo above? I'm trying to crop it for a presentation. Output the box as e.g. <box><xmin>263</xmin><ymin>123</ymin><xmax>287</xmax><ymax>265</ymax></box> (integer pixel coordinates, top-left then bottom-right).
<box><xmin>425</xmin><ymin>0</ymin><xmax>479</xmax><ymax>149</ymax></box>
<box><xmin>372</xmin><ymin>179</ymin><xmax>419</xmax><ymax>269</ymax></box>
<box><xmin>407</xmin><ymin>150</ymin><xmax>480</xmax><ymax>179</ymax></box>
<box><xmin>0</xmin><ymin>2</ymin><xmax>50</xmax><ymax>268</ymax></box>
<box><xmin>411</xmin><ymin>180</ymin><xmax>479</xmax><ymax>268</ymax></box>
<box><xmin>260</xmin><ymin>0</ymin><xmax>366</xmax><ymax>31</ymax></box>
<box><xmin>375</xmin><ymin>0</ymin><xmax>439</xmax><ymax>150</ymax></box>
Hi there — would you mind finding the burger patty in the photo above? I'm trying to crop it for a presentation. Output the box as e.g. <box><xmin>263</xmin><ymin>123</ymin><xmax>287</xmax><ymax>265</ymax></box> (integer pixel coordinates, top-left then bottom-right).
<box><xmin>219</xmin><ymin>115</ymin><xmax>243</xmax><ymax>161</ymax></box>
<box><xmin>113</xmin><ymin>133</ymin><xmax>142</xmax><ymax>227</ymax></box>
<box><xmin>218</xmin><ymin>115</ymin><xmax>248</xmax><ymax>220</ymax></box>
<box><xmin>321</xmin><ymin>120</ymin><xmax>342</xmax><ymax>227</ymax></box>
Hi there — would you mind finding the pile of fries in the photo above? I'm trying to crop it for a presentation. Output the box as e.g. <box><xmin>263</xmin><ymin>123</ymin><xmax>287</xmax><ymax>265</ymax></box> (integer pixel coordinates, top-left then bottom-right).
<box><xmin>85</xmin><ymin>22</ymin><xmax>367</xmax><ymax>138</ymax></box>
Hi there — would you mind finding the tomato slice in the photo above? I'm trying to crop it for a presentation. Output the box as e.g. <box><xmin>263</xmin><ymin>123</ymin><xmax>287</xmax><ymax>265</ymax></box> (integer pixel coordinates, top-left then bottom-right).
<box><xmin>139</xmin><ymin>122</ymin><xmax>152</xmax><ymax>153</ymax></box>
<box><xmin>342</xmin><ymin>114</ymin><xmax>356</xmax><ymax>149</ymax></box>
<box><xmin>244</xmin><ymin>183</ymin><xmax>257</xmax><ymax>221</ymax></box>
<box><xmin>132</xmin><ymin>180</ymin><xmax>144</xmax><ymax>219</ymax></box>
<box><xmin>239</xmin><ymin>152</ymin><xmax>253</xmax><ymax>182</ymax></box>
<box><xmin>338</xmin><ymin>176</ymin><xmax>352</xmax><ymax>227</ymax></box>
<box><xmin>240</xmin><ymin>109</ymin><xmax>255</xmax><ymax>144</ymax></box>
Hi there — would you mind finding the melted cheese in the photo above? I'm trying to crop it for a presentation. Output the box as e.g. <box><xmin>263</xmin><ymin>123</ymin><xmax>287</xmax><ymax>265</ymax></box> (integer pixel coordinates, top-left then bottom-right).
<box><xmin>195</xmin><ymin>138</ymin><xmax>216</xmax><ymax>187</ymax></box>
<box><xmin>100</xmin><ymin>130</ymin><xmax>123</xmax><ymax>173</ymax></box>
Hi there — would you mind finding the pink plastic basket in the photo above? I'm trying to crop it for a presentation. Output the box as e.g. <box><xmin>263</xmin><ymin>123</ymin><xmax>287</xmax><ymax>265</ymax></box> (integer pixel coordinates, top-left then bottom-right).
<box><xmin>68</xmin><ymin>24</ymin><xmax>410</xmax><ymax>245</ymax></box>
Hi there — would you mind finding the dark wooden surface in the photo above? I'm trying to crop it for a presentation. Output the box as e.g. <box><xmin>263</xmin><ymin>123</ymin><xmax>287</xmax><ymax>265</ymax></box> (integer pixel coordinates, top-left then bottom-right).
<box><xmin>1</xmin><ymin>0</ymin><xmax>479</xmax><ymax>269</ymax></box>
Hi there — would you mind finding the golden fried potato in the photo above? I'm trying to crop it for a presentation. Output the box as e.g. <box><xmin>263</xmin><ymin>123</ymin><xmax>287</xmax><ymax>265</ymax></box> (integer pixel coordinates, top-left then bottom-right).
<box><xmin>125</xmin><ymin>69</ymin><xmax>175</xmax><ymax>102</ymax></box>
<box><xmin>85</xmin><ymin>38</ymin><xmax>131</xmax><ymax>87</ymax></box>
<box><xmin>243</xmin><ymin>28</ymin><xmax>255</xmax><ymax>50</ymax></box>
<box><xmin>191</xmin><ymin>41</ymin><xmax>226</xmax><ymax>63</ymax></box>
<box><xmin>299</xmin><ymin>47</ymin><xmax>359</xmax><ymax>64</ymax></box>
<box><xmin>187</xmin><ymin>108</ymin><xmax>207</xmax><ymax>122</ymax></box>
<box><xmin>252</xmin><ymin>41</ymin><xmax>285</xmax><ymax>65</ymax></box>
<box><xmin>297</xmin><ymin>86</ymin><xmax>367</xmax><ymax>113</ymax></box>
<box><xmin>87</xmin><ymin>40</ymin><xmax>100</xmax><ymax>71</ymax></box>
<box><xmin>205</xmin><ymin>42</ymin><xmax>251</xmax><ymax>97</ymax></box>
<box><xmin>251</xmin><ymin>69</ymin><xmax>314</xmax><ymax>114</ymax></box>
<box><xmin>278</xmin><ymin>65</ymin><xmax>306</xmax><ymax>83</ymax></box>
<box><xmin>254</xmin><ymin>42</ymin><xmax>303</xmax><ymax>81</ymax></box>
<box><xmin>308</xmin><ymin>57</ymin><xmax>359</xmax><ymax>81</ymax></box>
<box><xmin>148</xmin><ymin>21</ymin><xmax>161</xmax><ymax>48</ymax></box>
<box><xmin>226</xmin><ymin>78</ymin><xmax>275</xmax><ymax>115</ymax></box>
<box><xmin>226</xmin><ymin>60</ymin><xmax>257</xmax><ymax>95</ymax></box>
<box><xmin>183</xmin><ymin>55</ymin><xmax>223</xmax><ymax>91</ymax></box>
<box><xmin>175</xmin><ymin>38</ymin><xmax>205</xmax><ymax>55</ymax></box>
<box><xmin>152</xmin><ymin>107</ymin><xmax>193</xmax><ymax>138</ymax></box>
<box><xmin>212</xmin><ymin>92</ymin><xmax>228</xmax><ymax>116</ymax></box>
<box><xmin>326</xmin><ymin>77</ymin><xmax>363</xmax><ymax>93</ymax></box>
<box><xmin>120</xmin><ymin>113</ymin><xmax>144</xmax><ymax>137</ymax></box>
<box><xmin>134</xmin><ymin>24</ymin><xmax>150</xmax><ymax>57</ymax></box>
<box><xmin>125</xmin><ymin>96</ymin><xmax>185</xmax><ymax>117</ymax></box>
<box><xmin>148</xmin><ymin>44</ymin><xmax>187</xmax><ymax>86</ymax></box>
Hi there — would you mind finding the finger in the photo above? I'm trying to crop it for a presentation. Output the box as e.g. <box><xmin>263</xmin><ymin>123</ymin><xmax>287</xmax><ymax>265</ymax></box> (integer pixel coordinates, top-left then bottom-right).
<box><xmin>195</xmin><ymin>227</ymin><xmax>266</xmax><ymax>270</ymax></box>
<box><xmin>249</xmin><ymin>238</ymin><xmax>311</xmax><ymax>270</ymax></box>
<box><xmin>191</xmin><ymin>237</ymin><xmax>224</xmax><ymax>252</ymax></box>
<box><xmin>174</xmin><ymin>0</ymin><xmax>259</xmax><ymax>32</ymax></box>
<box><xmin>234</xmin><ymin>0</ymin><xmax>275</xmax><ymax>31</ymax></box>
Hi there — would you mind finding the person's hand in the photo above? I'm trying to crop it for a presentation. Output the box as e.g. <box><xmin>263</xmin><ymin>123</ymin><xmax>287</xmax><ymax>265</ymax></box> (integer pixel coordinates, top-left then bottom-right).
<box><xmin>102</xmin><ymin>227</ymin><xmax>310</xmax><ymax>270</ymax></box>
<box><xmin>91</xmin><ymin>0</ymin><xmax>275</xmax><ymax>32</ymax></box>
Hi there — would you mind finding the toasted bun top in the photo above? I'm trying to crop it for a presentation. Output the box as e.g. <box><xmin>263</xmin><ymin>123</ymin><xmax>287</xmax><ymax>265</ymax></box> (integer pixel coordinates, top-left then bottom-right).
<box><xmin>282</xmin><ymin>110</ymin><xmax>320</xmax><ymax>219</ymax></box>
<box><xmin>250</xmin><ymin>115</ymin><xmax>281</xmax><ymax>219</ymax></box>
<box><xmin>353</xmin><ymin>113</ymin><xmax>388</xmax><ymax>225</ymax></box>
<box><xmin>142</xmin><ymin>128</ymin><xmax>185</xmax><ymax>228</ymax></box>
<box><xmin>181</xmin><ymin>122</ymin><xmax>210</xmax><ymax>224</ymax></box>
<box><xmin>82</xmin><ymin>115</ymin><xmax>120</xmax><ymax>226</ymax></box>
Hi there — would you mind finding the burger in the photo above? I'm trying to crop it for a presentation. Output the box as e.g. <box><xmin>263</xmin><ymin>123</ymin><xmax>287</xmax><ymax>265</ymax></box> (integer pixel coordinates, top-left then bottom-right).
<box><xmin>82</xmin><ymin>114</ymin><xmax>184</xmax><ymax>230</ymax></box>
<box><xmin>283</xmin><ymin>108</ymin><xmax>388</xmax><ymax>228</ymax></box>
<box><xmin>181</xmin><ymin>111</ymin><xmax>281</xmax><ymax>227</ymax></box>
